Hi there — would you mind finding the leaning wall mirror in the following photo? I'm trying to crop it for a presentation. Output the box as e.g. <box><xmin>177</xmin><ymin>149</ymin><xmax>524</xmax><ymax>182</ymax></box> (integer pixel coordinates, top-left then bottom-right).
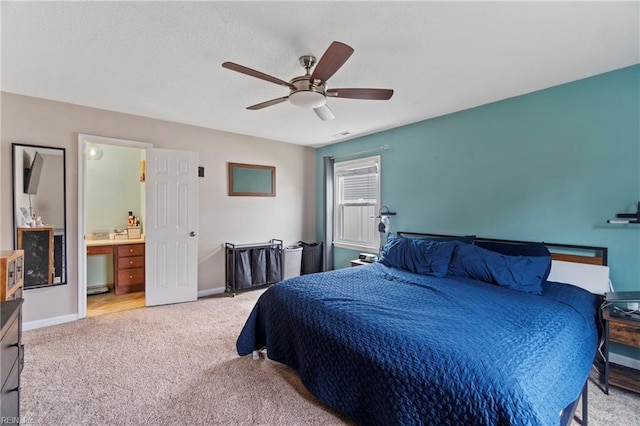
<box><xmin>12</xmin><ymin>143</ymin><xmax>67</xmax><ymax>289</ymax></box>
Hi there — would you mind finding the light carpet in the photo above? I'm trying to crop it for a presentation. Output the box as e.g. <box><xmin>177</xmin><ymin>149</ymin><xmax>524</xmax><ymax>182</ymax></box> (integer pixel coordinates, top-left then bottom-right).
<box><xmin>21</xmin><ymin>289</ymin><xmax>640</xmax><ymax>425</ymax></box>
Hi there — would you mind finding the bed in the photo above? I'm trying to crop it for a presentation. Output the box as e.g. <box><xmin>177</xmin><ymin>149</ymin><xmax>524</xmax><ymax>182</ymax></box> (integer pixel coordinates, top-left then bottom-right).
<box><xmin>236</xmin><ymin>233</ymin><xmax>609</xmax><ymax>425</ymax></box>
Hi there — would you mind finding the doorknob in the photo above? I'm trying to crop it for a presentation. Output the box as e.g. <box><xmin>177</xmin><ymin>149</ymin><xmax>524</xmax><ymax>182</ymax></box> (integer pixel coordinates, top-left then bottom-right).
<box><xmin>189</xmin><ymin>231</ymin><xmax>198</xmax><ymax>237</ymax></box>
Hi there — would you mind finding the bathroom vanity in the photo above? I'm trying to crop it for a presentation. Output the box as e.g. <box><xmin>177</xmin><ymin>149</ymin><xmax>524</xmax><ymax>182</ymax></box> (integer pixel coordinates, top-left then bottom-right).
<box><xmin>86</xmin><ymin>240</ymin><xmax>145</xmax><ymax>295</ymax></box>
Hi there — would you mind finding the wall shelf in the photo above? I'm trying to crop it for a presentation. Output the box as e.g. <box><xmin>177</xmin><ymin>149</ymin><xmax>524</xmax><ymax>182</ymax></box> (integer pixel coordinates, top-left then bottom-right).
<box><xmin>607</xmin><ymin>202</ymin><xmax>640</xmax><ymax>224</ymax></box>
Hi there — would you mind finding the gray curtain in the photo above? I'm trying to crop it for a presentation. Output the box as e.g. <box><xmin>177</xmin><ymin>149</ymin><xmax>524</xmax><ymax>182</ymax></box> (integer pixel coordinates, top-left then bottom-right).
<box><xmin>323</xmin><ymin>156</ymin><xmax>334</xmax><ymax>271</ymax></box>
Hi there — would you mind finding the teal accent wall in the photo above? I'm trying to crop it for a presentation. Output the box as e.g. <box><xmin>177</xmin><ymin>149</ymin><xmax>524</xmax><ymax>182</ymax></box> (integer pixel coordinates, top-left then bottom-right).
<box><xmin>318</xmin><ymin>65</ymin><xmax>640</xmax><ymax>361</ymax></box>
<box><xmin>317</xmin><ymin>65</ymin><xmax>640</xmax><ymax>288</ymax></box>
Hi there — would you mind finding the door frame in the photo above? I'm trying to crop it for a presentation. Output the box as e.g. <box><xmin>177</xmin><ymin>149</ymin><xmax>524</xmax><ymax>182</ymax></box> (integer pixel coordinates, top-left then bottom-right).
<box><xmin>77</xmin><ymin>134</ymin><xmax>152</xmax><ymax>319</ymax></box>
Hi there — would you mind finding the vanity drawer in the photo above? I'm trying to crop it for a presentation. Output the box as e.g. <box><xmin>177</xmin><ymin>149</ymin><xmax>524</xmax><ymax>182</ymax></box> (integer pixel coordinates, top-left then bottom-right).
<box><xmin>117</xmin><ymin>244</ymin><xmax>144</xmax><ymax>257</ymax></box>
<box><xmin>117</xmin><ymin>256</ymin><xmax>145</xmax><ymax>270</ymax></box>
<box><xmin>87</xmin><ymin>245</ymin><xmax>113</xmax><ymax>255</ymax></box>
<box><xmin>117</xmin><ymin>267</ymin><xmax>145</xmax><ymax>286</ymax></box>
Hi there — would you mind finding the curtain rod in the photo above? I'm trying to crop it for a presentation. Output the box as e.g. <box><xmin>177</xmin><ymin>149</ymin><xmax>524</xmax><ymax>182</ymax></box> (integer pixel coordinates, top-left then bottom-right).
<box><xmin>330</xmin><ymin>144</ymin><xmax>389</xmax><ymax>160</ymax></box>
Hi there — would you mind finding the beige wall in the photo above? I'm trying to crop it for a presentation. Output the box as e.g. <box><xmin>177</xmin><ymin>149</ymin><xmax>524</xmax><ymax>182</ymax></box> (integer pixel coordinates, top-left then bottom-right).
<box><xmin>1</xmin><ymin>92</ymin><xmax>317</xmax><ymax>323</ymax></box>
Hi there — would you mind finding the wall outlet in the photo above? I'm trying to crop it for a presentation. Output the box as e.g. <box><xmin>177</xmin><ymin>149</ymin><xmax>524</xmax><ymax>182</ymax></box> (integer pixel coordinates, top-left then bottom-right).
<box><xmin>628</xmin><ymin>302</ymin><xmax>639</xmax><ymax>311</ymax></box>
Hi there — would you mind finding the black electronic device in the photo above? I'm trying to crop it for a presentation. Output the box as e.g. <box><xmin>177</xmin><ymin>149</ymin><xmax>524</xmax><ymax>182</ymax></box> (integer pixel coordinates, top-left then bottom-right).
<box><xmin>358</xmin><ymin>253</ymin><xmax>378</xmax><ymax>263</ymax></box>
<box><xmin>606</xmin><ymin>291</ymin><xmax>640</xmax><ymax>321</ymax></box>
<box><xmin>607</xmin><ymin>201</ymin><xmax>640</xmax><ymax>224</ymax></box>
<box><xmin>605</xmin><ymin>291</ymin><xmax>640</xmax><ymax>302</ymax></box>
<box><xmin>24</xmin><ymin>151</ymin><xmax>44</xmax><ymax>194</ymax></box>
<box><xmin>609</xmin><ymin>305</ymin><xmax>640</xmax><ymax>321</ymax></box>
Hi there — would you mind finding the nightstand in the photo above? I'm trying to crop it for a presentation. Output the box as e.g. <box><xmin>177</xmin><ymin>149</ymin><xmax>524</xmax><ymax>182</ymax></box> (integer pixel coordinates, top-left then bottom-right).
<box><xmin>602</xmin><ymin>305</ymin><xmax>640</xmax><ymax>394</ymax></box>
<box><xmin>350</xmin><ymin>259</ymin><xmax>371</xmax><ymax>267</ymax></box>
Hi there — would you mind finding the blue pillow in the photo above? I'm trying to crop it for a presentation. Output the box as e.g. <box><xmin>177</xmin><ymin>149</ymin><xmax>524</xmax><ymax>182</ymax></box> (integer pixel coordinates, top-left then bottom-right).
<box><xmin>474</xmin><ymin>241</ymin><xmax>552</xmax><ymax>283</ymax></box>
<box><xmin>379</xmin><ymin>237</ymin><xmax>457</xmax><ymax>277</ymax></box>
<box><xmin>448</xmin><ymin>243</ymin><xmax>551</xmax><ymax>295</ymax></box>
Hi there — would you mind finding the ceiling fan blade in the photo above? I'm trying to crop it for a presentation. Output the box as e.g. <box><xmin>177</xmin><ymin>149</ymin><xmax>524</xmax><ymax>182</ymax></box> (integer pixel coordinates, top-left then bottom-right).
<box><xmin>222</xmin><ymin>62</ymin><xmax>294</xmax><ymax>89</ymax></box>
<box><xmin>326</xmin><ymin>88</ymin><xmax>394</xmax><ymax>100</ymax></box>
<box><xmin>313</xmin><ymin>104</ymin><xmax>335</xmax><ymax>121</ymax></box>
<box><xmin>310</xmin><ymin>41</ymin><xmax>354</xmax><ymax>84</ymax></box>
<box><xmin>247</xmin><ymin>96</ymin><xmax>289</xmax><ymax>110</ymax></box>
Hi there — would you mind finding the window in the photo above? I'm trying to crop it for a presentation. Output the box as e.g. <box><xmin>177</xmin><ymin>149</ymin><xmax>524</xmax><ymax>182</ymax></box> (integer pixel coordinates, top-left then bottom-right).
<box><xmin>333</xmin><ymin>156</ymin><xmax>380</xmax><ymax>251</ymax></box>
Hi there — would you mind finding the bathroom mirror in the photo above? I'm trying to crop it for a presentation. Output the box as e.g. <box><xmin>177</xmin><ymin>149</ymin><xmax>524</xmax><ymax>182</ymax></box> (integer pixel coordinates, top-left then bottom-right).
<box><xmin>12</xmin><ymin>143</ymin><xmax>67</xmax><ymax>289</ymax></box>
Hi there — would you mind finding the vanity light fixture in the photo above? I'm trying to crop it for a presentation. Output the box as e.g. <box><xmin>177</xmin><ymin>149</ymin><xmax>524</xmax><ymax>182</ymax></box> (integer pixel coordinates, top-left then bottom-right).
<box><xmin>86</xmin><ymin>142</ymin><xmax>104</xmax><ymax>160</ymax></box>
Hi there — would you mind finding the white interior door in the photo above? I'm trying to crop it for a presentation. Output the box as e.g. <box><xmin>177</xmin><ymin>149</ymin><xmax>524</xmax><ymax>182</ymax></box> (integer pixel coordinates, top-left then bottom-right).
<box><xmin>145</xmin><ymin>148</ymin><xmax>199</xmax><ymax>306</ymax></box>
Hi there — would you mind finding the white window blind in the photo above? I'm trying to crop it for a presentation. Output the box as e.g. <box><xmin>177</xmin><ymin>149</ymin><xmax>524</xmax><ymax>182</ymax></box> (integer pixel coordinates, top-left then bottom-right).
<box><xmin>334</xmin><ymin>156</ymin><xmax>380</xmax><ymax>251</ymax></box>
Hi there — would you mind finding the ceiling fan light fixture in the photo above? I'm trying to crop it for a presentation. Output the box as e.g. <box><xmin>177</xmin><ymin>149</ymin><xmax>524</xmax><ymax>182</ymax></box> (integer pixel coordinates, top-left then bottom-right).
<box><xmin>314</xmin><ymin>105</ymin><xmax>335</xmax><ymax>121</ymax></box>
<box><xmin>288</xmin><ymin>90</ymin><xmax>326</xmax><ymax>109</ymax></box>
<box><xmin>222</xmin><ymin>41</ymin><xmax>393</xmax><ymax>120</ymax></box>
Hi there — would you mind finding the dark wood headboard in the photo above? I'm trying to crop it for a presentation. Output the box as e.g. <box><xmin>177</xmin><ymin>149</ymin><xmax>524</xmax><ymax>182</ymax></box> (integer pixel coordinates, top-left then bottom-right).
<box><xmin>395</xmin><ymin>232</ymin><xmax>607</xmax><ymax>266</ymax></box>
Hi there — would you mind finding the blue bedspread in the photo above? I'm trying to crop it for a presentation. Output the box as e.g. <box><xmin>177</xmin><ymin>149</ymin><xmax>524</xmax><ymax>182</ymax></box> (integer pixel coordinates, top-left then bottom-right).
<box><xmin>237</xmin><ymin>263</ymin><xmax>598</xmax><ymax>425</ymax></box>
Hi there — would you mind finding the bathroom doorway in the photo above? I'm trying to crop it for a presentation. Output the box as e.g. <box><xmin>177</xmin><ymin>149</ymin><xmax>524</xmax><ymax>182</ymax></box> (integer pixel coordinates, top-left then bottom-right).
<box><xmin>79</xmin><ymin>135</ymin><xmax>152</xmax><ymax>317</ymax></box>
<box><xmin>78</xmin><ymin>134</ymin><xmax>200</xmax><ymax>318</ymax></box>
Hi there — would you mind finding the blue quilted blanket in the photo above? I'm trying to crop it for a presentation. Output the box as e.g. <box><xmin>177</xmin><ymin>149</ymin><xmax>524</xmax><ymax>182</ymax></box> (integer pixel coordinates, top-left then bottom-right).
<box><xmin>237</xmin><ymin>263</ymin><xmax>598</xmax><ymax>425</ymax></box>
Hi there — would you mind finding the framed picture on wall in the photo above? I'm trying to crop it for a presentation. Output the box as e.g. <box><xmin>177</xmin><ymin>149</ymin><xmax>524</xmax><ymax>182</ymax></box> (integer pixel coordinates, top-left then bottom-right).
<box><xmin>228</xmin><ymin>162</ymin><xmax>276</xmax><ymax>197</ymax></box>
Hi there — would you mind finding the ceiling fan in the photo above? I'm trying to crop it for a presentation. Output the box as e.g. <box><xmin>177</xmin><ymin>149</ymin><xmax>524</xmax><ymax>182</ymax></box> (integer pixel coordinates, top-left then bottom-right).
<box><xmin>222</xmin><ymin>41</ymin><xmax>393</xmax><ymax>121</ymax></box>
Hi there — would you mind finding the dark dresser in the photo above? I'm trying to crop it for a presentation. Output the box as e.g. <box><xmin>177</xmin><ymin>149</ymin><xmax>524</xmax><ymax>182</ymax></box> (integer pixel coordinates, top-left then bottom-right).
<box><xmin>1</xmin><ymin>299</ymin><xmax>23</xmax><ymax>425</ymax></box>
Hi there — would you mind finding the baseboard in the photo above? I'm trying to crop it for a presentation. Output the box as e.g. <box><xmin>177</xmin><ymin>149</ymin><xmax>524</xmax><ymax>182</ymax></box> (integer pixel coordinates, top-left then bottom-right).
<box><xmin>24</xmin><ymin>314</ymin><xmax>78</xmax><ymax>331</ymax></box>
<box><xmin>610</xmin><ymin>352</ymin><xmax>640</xmax><ymax>370</ymax></box>
<box><xmin>23</xmin><ymin>288</ymin><xmax>224</xmax><ymax>330</ymax></box>
<box><xmin>198</xmin><ymin>287</ymin><xmax>225</xmax><ymax>298</ymax></box>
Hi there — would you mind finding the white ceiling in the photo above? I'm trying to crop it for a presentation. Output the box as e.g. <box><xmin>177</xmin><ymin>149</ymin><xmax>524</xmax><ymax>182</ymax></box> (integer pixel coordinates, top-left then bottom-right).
<box><xmin>2</xmin><ymin>2</ymin><xmax>638</xmax><ymax>147</ymax></box>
